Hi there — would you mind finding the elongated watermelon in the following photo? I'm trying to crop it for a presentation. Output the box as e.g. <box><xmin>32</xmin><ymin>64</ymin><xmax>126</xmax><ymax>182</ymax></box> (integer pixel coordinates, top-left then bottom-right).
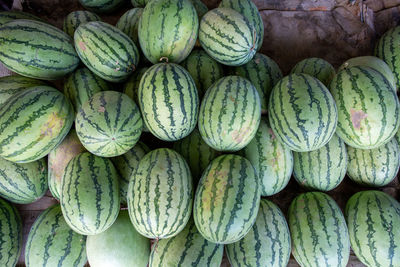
<box><xmin>0</xmin><ymin>11</ymin><xmax>42</xmax><ymax>27</ymax></box>
<box><xmin>0</xmin><ymin>86</ymin><xmax>74</xmax><ymax>163</ymax></box>
<box><xmin>25</xmin><ymin>204</ymin><xmax>87</xmax><ymax>267</ymax></box>
<box><xmin>115</xmin><ymin>8</ymin><xmax>143</xmax><ymax>45</ymax></box>
<box><xmin>293</xmin><ymin>134</ymin><xmax>347</xmax><ymax>191</ymax></box>
<box><xmin>149</xmin><ymin>218</ymin><xmax>223</xmax><ymax>267</ymax></box>
<box><xmin>86</xmin><ymin>210</ymin><xmax>150</xmax><ymax>267</ymax></box>
<box><xmin>190</xmin><ymin>0</ymin><xmax>208</xmax><ymax>19</ymax></box>
<box><xmin>346</xmin><ymin>190</ymin><xmax>400</xmax><ymax>267</ymax></box>
<box><xmin>74</xmin><ymin>21</ymin><xmax>139</xmax><ymax>82</ymax></box>
<box><xmin>241</xmin><ymin>118</ymin><xmax>293</xmax><ymax>196</ymax></box>
<box><xmin>123</xmin><ymin>67</ymin><xmax>149</xmax><ymax>105</ymax></box>
<box><xmin>138</xmin><ymin>0</ymin><xmax>198</xmax><ymax>64</ymax></box>
<box><xmin>290</xmin><ymin>57</ymin><xmax>336</xmax><ymax>86</ymax></box>
<box><xmin>0</xmin><ymin>74</ymin><xmax>46</xmax><ymax>106</ymax></box>
<box><xmin>79</xmin><ymin>0</ymin><xmax>124</xmax><ymax>13</ymax></box>
<box><xmin>199</xmin><ymin>8</ymin><xmax>257</xmax><ymax>66</ymax></box>
<box><xmin>63</xmin><ymin>10</ymin><xmax>101</xmax><ymax>37</ymax></box>
<box><xmin>330</xmin><ymin>66</ymin><xmax>400</xmax><ymax>149</ymax></box>
<box><xmin>289</xmin><ymin>192</ymin><xmax>350</xmax><ymax>267</ymax></box>
<box><xmin>61</xmin><ymin>152</ymin><xmax>120</xmax><ymax>235</ymax></box>
<box><xmin>127</xmin><ymin>148</ymin><xmax>193</xmax><ymax>239</ymax></box>
<box><xmin>226</xmin><ymin>199</ymin><xmax>291</xmax><ymax>267</ymax></box>
<box><xmin>198</xmin><ymin>76</ymin><xmax>261</xmax><ymax>152</ymax></box>
<box><xmin>193</xmin><ymin>154</ymin><xmax>260</xmax><ymax>244</ymax></box>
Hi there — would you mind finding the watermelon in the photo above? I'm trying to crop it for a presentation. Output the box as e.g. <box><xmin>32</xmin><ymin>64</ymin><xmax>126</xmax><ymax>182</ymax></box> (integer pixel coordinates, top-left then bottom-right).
<box><xmin>115</xmin><ymin>8</ymin><xmax>143</xmax><ymax>45</ymax></box>
<box><xmin>110</xmin><ymin>141</ymin><xmax>150</xmax><ymax>205</ymax></box>
<box><xmin>330</xmin><ymin>66</ymin><xmax>400</xmax><ymax>149</ymax></box>
<box><xmin>0</xmin><ymin>198</ymin><xmax>22</xmax><ymax>267</ymax></box>
<box><xmin>347</xmin><ymin>138</ymin><xmax>400</xmax><ymax>187</ymax></box>
<box><xmin>74</xmin><ymin>21</ymin><xmax>139</xmax><ymax>82</ymax></box>
<box><xmin>25</xmin><ymin>204</ymin><xmax>87</xmax><ymax>267</ymax></box>
<box><xmin>199</xmin><ymin>8</ymin><xmax>257</xmax><ymax>66</ymax></box>
<box><xmin>86</xmin><ymin>210</ymin><xmax>150</xmax><ymax>267</ymax></box>
<box><xmin>0</xmin><ymin>11</ymin><xmax>42</xmax><ymax>27</ymax></box>
<box><xmin>268</xmin><ymin>73</ymin><xmax>338</xmax><ymax>152</ymax></box>
<box><xmin>127</xmin><ymin>148</ymin><xmax>193</xmax><ymax>239</ymax></box>
<box><xmin>181</xmin><ymin>49</ymin><xmax>224</xmax><ymax>98</ymax></box>
<box><xmin>48</xmin><ymin>128</ymin><xmax>86</xmax><ymax>200</ymax></box>
<box><xmin>198</xmin><ymin>75</ymin><xmax>261</xmax><ymax>152</ymax></box>
<box><xmin>0</xmin><ymin>74</ymin><xmax>46</xmax><ymax>106</ymax></box>
<box><xmin>149</xmin><ymin>218</ymin><xmax>223</xmax><ymax>267</ymax></box>
<box><xmin>138</xmin><ymin>63</ymin><xmax>199</xmax><ymax>141</ymax></box>
<box><xmin>61</xmin><ymin>152</ymin><xmax>120</xmax><ymax>235</ymax></box>
<box><xmin>0</xmin><ymin>86</ymin><xmax>74</xmax><ymax>163</ymax></box>
<box><xmin>131</xmin><ymin>0</ymin><xmax>147</xmax><ymax>7</ymax></box>
<box><xmin>79</xmin><ymin>0</ymin><xmax>124</xmax><ymax>13</ymax></box>
<box><xmin>75</xmin><ymin>91</ymin><xmax>143</xmax><ymax>157</ymax></box>
<box><xmin>64</xmin><ymin>67</ymin><xmax>110</xmax><ymax>113</ymax></box>
<box><xmin>289</xmin><ymin>192</ymin><xmax>350</xmax><ymax>267</ymax></box>
<box><xmin>0</xmin><ymin>19</ymin><xmax>79</xmax><ymax>80</ymax></box>
<box><xmin>123</xmin><ymin>67</ymin><xmax>149</xmax><ymax>105</ymax></box>
<box><xmin>241</xmin><ymin>118</ymin><xmax>293</xmax><ymax>196</ymax></box>
<box><xmin>346</xmin><ymin>190</ymin><xmax>400</xmax><ymax>267</ymax></box>
<box><xmin>293</xmin><ymin>134</ymin><xmax>347</xmax><ymax>191</ymax></box>
<box><xmin>290</xmin><ymin>57</ymin><xmax>336</xmax><ymax>86</ymax></box>
<box><xmin>226</xmin><ymin>199</ymin><xmax>291</xmax><ymax>267</ymax></box>
<box><xmin>189</xmin><ymin>0</ymin><xmax>208</xmax><ymax>19</ymax></box>
<box><xmin>193</xmin><ymin>154</ymin><xmax>260</xmax><ymax>244</ymax></box>
<box><xmin>63</xmin><ymin>10</ymin><xmax>101</xmax><ymax>37</ymax></box>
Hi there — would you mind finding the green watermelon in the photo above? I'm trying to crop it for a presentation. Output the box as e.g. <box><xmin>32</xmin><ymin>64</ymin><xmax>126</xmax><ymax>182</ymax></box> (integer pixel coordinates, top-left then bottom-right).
<box><xmin>0</xmin><ymin>19</ymin><xmax>79</xmax><ymax>80</ymax></box>
<box><xmin>0</xmin><ymin>86</ymin><xmax>74</xmax><ymax>163</ymax></box>
<box><xmin>199</xmin><ymin>8</ymin><xmax>257</xmax><ymax>66</ymax></box>
<box><xmin>347</xmin><ymin>138</ymin><xmax>400</xmax><ymax>187</ymax></box>
<box><xmin>75</xmin><ymin>91</ymin><xmax>143</xmax><ymax>157</ymax></box>
<box><xmin>25</xmin><ymin>204</ymin><xmax>87</xmax><ymax>267</ymax></box>
<box><xmin>346</xmin><ymin>190</ymin><xmax>400</xmax><ymax>267</ymax></box>
<box><xmin>79</xmin><ymin>0</ymin><xmax>124</xmax><ymax>13</ymax></box>
<box><xmin>63</xmin><ymin>10</ymin><xmax>101</xmax><ymax>37</ymax></box>
<box><xmin>330</xmin><ymin>66</ymin><xmax>400</xmax><ymax>149</ymax></box>
<box><xmin>268</xmin><ymin>73</ymin><xmax>338</xmax><ymax>152</ymax></box>
<box><xmin>115</xmin><ymin>8</ymin><xmax>143</xmax><ymax>45</ymax></box>
<box><xmin>127</xmin><ymin>148</ymin><xmax>193</xmax><ymax>239</ymax></box>
<box><xmin>0</xmin><ymin>74</ymin><xmax>46</xmax><ymax>106</ymax></box>
<box><xmin>61</xmin><ymin>152</ymin><xmax>120</xmax><ymax>235</ymax></box>
<box><xmin>226</xmin><ymin>199</ymin><xmax>291</xmax><ymax>267</ymax></box>
<box><xmin>193</xmin><ymin>154</ymin><xmax>260</xmax><ymax>244</ymax></box>
<box><xmin>0</xmin><ymin>198</ymin><xmax>22</xmax><ymax>267</ymax></box>
<box><xmin>293</xmin><ymin>134</ymin><xmax>347</xmax><ymax>191</ymax></box>
<box><xmin>123</xmin><ymin>67</ymin><xmax>149</xmax><ymax>105</ymax></box>
<box><xmin>138</xmin><ymin>63</ymin><xmax>199</xmax><ymax>141</ymax></box>
<box><xmin>74</xmin><ymin>21</ymin><xmax>139</xmax><ymax>82</ymax></box>
<box><xmin>86</xmin><ymin>210</ymin><xmax>150</xmax><ymax>267</ymax></box>
<box><xmin>189</xmin><ymin>0</ymin><xmax>208</xmax><ymax>19</ymax></box>
<box><xmin>131</xmin><ymin>0</ymin><xmax>147</xmax><ymax>7</ymax></box>
<box><xmin>198</xmin><ymin>75</ymin><xmax>261</xmax><ymax>152</ymax></box>
<box><xmin>233</xmin><ymin>53</ymin><xmax>282</xmax><ymax>111</ymax></box>
<box><xmin>241</xmin><ymin>118</ymin><xmax>293</xmax><ymax>196</ymax></box>
<box><xmin>181</xmin><ymin>49</ymin><xmax>224</xmax><ymax>98</ymax></box>
<box><xmin>0</xmin><ymin>11</ymin><xmax>42</xmax><ymax>27</ymax></box>
<box><xmin>290</xmin><ymin>57</ymin><xmax>336</xmax><ymax>86</ymax></box>
<box><xmin>289</xmin><ymin>192</ymin><xmax>350</xmax><ymax>267</ymax></box>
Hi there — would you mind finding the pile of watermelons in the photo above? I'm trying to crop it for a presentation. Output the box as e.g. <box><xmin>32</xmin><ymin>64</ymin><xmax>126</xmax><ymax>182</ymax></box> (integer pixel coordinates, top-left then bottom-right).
<box><xmin>0</xmin><ymin>0</ymin><xmax>399</xmax><ymax>266</ymax></box>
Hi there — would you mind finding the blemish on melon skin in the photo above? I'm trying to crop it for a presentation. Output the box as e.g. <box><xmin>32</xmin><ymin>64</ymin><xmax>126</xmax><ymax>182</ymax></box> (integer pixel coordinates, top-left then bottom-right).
<box><xmin>79</xmin><ymin>41</ymin><xmax>86</xmax><ymax>51</ymax></box>
<box><xmin>350</xmin><ymin>109</ymin><xmax>368</xmax><ymax>130</ymax></box>
<box><xmin>268</xmin><ymin>128</ymin><xmax>276</xmax><ymax>140</ymax></box>
<box><xmin>98</xmin><ymin>106</ymin><xmax>105</xmax><ymax>113</ymax></box>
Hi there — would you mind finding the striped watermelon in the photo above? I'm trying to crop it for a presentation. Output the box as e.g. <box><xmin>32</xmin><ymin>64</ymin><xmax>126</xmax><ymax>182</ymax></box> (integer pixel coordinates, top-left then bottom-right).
<box><xmin>25</xmin><ymin>204</ymin><xmax>87</xmax><ymax>267</ymax></box>
<box><xmin>0</xmin><ymin>198</ymin><xmax>22</xmax><ymax>267</ymax></box>
<box><xmin>290</xmin><ymin>57</ymin><xmax>336</xmax><ymax>86</ymax></box>
<box><xmin>330</xmin><ymin>66</ymin><xmax>400</xmax><ymax>149</ymax></box>
<box><xmin>0</xmin><ymin>19</ymin><xmax>79</xmax><ymax>80</ymax></box>
<box><xmin>269</xmin><ymin>73</ymin><xmax>337</xmax><ymax>152</ymax></box>
<box><xmin>190</xmin><ymin>0</ymin><xmax>208</xmax><ymax>19</ymax></box>
<box><xmin>128</xmin><ymin>148</ymin><xmax>193</xmax><ymax>239</ymax></box>
<box><xmin>0</xmin><ymin>11</ymin><xmax>42</xmax><ymax>26</ymax></box>
<box><xmin>131</xmin><ymin>0</ymin><xmax>147</xmax><ymax>7</ymax></box>
<box><xmin>219</xmin><ymin>0</ymin><xmax>264</xmax><ymax>51</ymax></box>
<box><xmin>149</xmin><ymin>218</ymin><xmax>223</xmax><ymax>267</ymax></box>
<box><xmin>123</xmin><ymin>67</ymin><xmax>148</xmax><ymax>105</ymax></box>
<box><xmin>86</xmin><ymin>210</ymin><xmax>150</xmax><ymax>267</ymax></box>
<box><xmin>0</xmin><ymin>86</ymin><xmax>74</xmax><ymax>163</ymax></box>
<box><xmin>74</xmin><ymin>21</ymin><xmax>139</xmax><ymax>82</ymax></box>
<box><xmin>346</xmin><ymin>190</ymin><xmax>400</xmax><ymax>267</ymax></box>
<box><xmin>138</xmin><ymin>63</ymin><xmax>199</xmax><ymax>141</ymax></box>
<box><xmin>115</xmin><ymin>8</ymin><xmax>143</xmax><ymax>45</ymax></box>
<box><xmin>0</xmin><ymin>74</ymin><xmax>46</xmax><ymax>106</ymax></box>
<box><xmin>48</xmin><ymin>128</ymin><xmax>86</xmax><ymax>200</ymax></box>
<box><xmin>226</xmin><ymin>199</ymin><xmax>291</xmax><ymax>267</ymax></box>
<box><xmin>64</xmin><ymin>67</ymin><xmax>110</xmax><ymax>113</ymax></box>
<box><xmin>193</xmin><ymin>154</ymin><xmax>260</xmax><ymax>244</ymax></box>
<box><xmin>199</xmin><ymin>8</ymin><xmax>257</xmax><ymax>66</ymax></box>
<box><xmin>293</xmin><ymin>134</ymin><xmax>347</xmax><ymax>191</ymax></box>
<box><xmin>63</xmin><ymin>10</ymin><xmax>101</xmax><ymax>37</ymax></box>
<box><xmin>75</xmin><ymin>91</ymin><xmax>143</xmax><ymax>157</ymax></box>
<box><xmin>181</xmin><ymin>49</ymin><xmax>224</xmax><ymax>98</ymax></box>
<box><xmin>233</xmin><ymin>53</ymin><xmax>282</xmax><ymax>112</ymax></box>
<box><xmin>79</xmin><ymin>0</ymin><xmax>124</xmax><ymax>13</ymax></box>
<box><xmin>110</xmin><ymin>141</ymin><xmax>149</xmax><ymax>205</ymax></box>
<box><xmin>289</xmin><ymin>192</ymin><xmax>350</xmax><ymax>267</ymax></box>
<box><xmin>198</xmin><ymin>75</ymin><xmax>261</xmax><ymax>152</ymax></box>
<box><xmin>61</xmin><ymin>152</ymin><xmax>120</xmax><ymax>235</ymax></box>
<box><xmin>241</xmin><ymin>118</ymin><xmax>293</xmax><ymax>196</ymax></box>
<box><xmin>347</xmin><ymin>138</ymin><xmax>400</xmax><ymax>187</ymax></box>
